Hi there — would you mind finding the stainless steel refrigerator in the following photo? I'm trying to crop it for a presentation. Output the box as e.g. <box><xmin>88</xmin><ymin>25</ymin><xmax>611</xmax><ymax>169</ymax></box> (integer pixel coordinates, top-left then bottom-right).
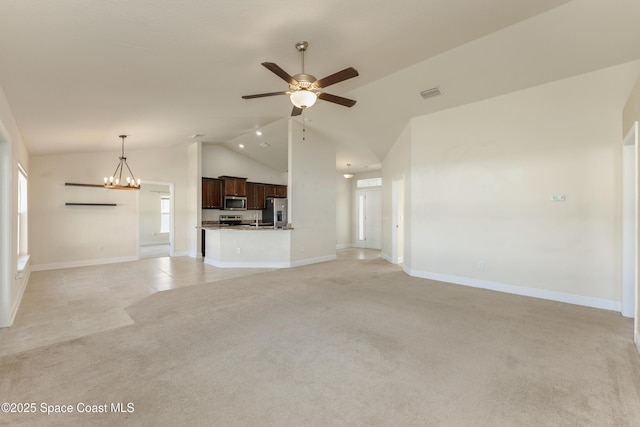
<box><xmin>262</xmin><ymin>197</ymin><xmax>287</xmax><ymax>228</ymax></box>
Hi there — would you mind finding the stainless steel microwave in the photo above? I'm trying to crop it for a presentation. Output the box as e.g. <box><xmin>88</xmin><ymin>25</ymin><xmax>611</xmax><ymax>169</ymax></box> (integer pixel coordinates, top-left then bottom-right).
<box><xmin>224</xmin><ymin>196</ymin><xmax>247</xmax><ymax>211</ymax></box>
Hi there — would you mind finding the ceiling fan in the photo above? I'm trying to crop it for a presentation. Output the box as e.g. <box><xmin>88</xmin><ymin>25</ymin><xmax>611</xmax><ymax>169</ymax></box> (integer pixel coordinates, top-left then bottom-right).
<box><xmin>242</xmin><ymin>41</ymin><xmax>359</xmax><ymax>116</ymax></box>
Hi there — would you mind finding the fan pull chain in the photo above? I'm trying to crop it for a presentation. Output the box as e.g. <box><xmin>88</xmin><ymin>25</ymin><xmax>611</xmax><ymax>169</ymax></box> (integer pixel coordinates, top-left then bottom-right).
<box><xmin>302</xmin><ymin>109</ymin><xmax>306</xmax><ymax>142</ymax></box>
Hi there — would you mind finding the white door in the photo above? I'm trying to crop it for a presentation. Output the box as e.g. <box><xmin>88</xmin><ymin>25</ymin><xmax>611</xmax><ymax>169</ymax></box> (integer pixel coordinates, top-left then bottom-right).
<box><xmin>356</xmin><ymin>189</ymin><xmax>382</xmax><ymax>249</ymax></box>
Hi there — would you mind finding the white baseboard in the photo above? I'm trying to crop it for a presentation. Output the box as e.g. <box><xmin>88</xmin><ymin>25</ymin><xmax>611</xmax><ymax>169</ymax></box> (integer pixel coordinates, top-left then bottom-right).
<box><xmin>336</xmin><ymin>243</ymin><xmax>353</xmax><ymax>250</ymax></box>
<box><xmin>140</xmin><ymin>241</ymin><xmax>170</xmax><ymax>246</ymax></box>
<box><xmin>31</xmin><ymin>256</ymin><xmax>139</xmax><ymax>272</ymax></box>
<box><xmin>10</xmin><ymin>267</ymin><xmax>30</xmax><ymax>326</ymax></box>
<box><xmin>381</xmin><ymin>252</ymin><xmax>403</xmax><ymax>264</ymax></box>
<box><xmin>636</xmin><ymin>331</ymin><xmax>640</xmax><ymax>355</ymax></box>
<box><xmin>404</xmin><ymin>267</ymin><xmax>621</xmax><ymax>312</ymax></box>
<box><xmin>204</xmin><ymin>257</ymin><xmax>289</xmax><ymax>269</ymax></box>
<box><xmin>204</xmin><ymin>254</ymin><xmax>336</xmax><ymax>269</ymax></box>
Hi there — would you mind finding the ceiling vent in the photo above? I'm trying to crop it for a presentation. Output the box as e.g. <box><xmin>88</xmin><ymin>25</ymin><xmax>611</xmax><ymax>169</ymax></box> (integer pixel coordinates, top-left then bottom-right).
<box><xmin>420</xmin><ymin>86</ymin><xmax>442</xmax><ymax>99</ymax></box>
<box><xmin>259</xmin><ymin>141</ymin><xmax>271</xmax><ymax>148</ymax></box>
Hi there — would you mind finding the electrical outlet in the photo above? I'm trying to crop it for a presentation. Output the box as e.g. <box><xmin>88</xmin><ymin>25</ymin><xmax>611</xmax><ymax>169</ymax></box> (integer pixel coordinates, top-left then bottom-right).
<box><xmin>236</xmin><ymin>247</ymin><xmax>241</xmax><ymax>254</ymax></box>
<box><xmin>477</xmin><ymin>261</ymin><xmax>484</xmax><ymax>269</ymax></box>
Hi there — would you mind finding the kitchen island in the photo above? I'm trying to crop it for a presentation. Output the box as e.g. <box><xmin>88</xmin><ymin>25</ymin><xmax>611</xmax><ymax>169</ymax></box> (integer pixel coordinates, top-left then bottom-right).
<box><xmin>203</xmin><ymin>226</ymin><xmax>293</xmax><ymax>268</ymax></box>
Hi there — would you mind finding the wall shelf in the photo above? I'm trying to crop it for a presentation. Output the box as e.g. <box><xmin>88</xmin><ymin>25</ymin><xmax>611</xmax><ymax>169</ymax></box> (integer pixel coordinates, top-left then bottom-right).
<box><xmin>65</xmin><ymin>202</ymin><xmax>117</xmax><ymax>207</ymax></box>
<box><xmin>65</xmin><ymin>182</ymin><xmax>104</xmax><ymax>188</ymax></box>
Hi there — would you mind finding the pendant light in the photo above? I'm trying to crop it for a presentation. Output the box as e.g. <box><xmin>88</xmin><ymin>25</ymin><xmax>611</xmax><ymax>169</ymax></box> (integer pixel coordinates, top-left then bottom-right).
<box><xmin>103</xmin><ymin>135</ymin><xmax>141</xmax><ymax>189</ymax></box>
<box><xmin>343</xmin><ymin>163</ymin><xmax>354</xmax><ymax>179</ymax></box>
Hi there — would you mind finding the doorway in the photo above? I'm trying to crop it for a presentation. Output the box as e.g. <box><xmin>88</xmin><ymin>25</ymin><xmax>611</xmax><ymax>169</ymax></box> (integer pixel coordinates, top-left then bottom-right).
<box><xmin>356</xmin><ymin>188</ymin><xmax>382</xmax><ymax>249</ymax></box>
<box><xmin>139</xmin><ymin>182</ymin><xmax>174</xmax><ymax>259</ymax></box>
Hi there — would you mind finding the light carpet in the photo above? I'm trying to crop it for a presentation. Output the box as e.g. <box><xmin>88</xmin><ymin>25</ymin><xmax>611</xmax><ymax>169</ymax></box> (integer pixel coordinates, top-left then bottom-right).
<box><xmin>1</xmin><ymin>257</ymin><xmax>639</xmax><ymax>426</ymax></box>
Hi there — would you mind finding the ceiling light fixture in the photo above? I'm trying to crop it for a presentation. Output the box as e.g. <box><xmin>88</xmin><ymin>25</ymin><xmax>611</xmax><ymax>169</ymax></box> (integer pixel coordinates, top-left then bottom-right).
<box><xmin>104</xmin><ymin>135</ymin><xmax>141</xmax><ymax>189</ymax></box>
<box><xmin>238</xmin><ymin>144</ymin><xmax>245</xmax><ymax>149</ymax></box>
<box><xmin>255</xmin><ymin>130</ymin><xmax>262</xmax><ymax>136</ymax></box>
<box><xmin>290</xmin><ymin>89</ymin><xmax>318</xmax><ymax>109</ymax></box>
<box><xmin>343</xmin><ymin>163</ymin><xmax>354</xmax><ymax>179</ymax></box>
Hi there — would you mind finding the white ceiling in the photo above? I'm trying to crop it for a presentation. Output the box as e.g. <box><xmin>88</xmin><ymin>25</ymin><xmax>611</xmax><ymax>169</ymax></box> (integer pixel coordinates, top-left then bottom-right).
<box><xmin>0</xmin><ymin>0</ymin><xmax>639</xmax><ymax>174</ymax></box>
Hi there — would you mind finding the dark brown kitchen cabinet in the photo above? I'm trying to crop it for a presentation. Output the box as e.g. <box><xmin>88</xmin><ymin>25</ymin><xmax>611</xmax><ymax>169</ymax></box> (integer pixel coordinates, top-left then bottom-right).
<box><xmin>219</xmin><ymin>176</ymin><xmax>247</xmax><ymax>196</ymax></box>
<box><xmin>265</xmin><ymin>184</ymin><xmax>286</xmax><ymax>198</ymax></box>
<box><xmin>275</xmin><ymin>185</ymin><xmax>287</xmax><ymax>198</ymax></box>
<box><xmin>202</xmin><ymin>177</ymin><xmax>223</xmax><ymax>209</ymax></box>
<box><xmin>246</xmin><ymin>183</ymin><xmax>267</xmax><ymax>210</ymax></box>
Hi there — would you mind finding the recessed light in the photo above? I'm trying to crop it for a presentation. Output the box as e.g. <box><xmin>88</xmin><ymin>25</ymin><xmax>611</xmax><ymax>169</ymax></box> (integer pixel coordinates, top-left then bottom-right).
<box><xmin>255</xmin><ymin>130</ymin><xmax>262</xmax><ymax>136</ymax></box>
<box><xmin>238</xmin><ymin>144</ymin><xmax>245</xmax><ymax>149</ymax></box>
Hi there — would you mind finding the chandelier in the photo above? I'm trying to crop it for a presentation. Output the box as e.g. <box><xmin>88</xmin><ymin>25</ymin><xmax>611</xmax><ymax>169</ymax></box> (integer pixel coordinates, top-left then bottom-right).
<box><xmin>103</xmin><ymin>135</ymin><xmax>141</xmax><ymax>189</ymax></box>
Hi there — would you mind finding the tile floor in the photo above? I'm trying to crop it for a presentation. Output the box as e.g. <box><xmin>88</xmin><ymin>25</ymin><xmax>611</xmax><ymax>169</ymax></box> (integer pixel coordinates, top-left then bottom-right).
<box><xmin>0</xmin><ymin>248</ymin><xmax>381</xmax><ymax>357</ymax></box>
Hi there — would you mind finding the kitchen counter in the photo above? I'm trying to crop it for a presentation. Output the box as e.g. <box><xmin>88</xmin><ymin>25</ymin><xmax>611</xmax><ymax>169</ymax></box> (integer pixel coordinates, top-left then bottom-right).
<box><xmin>203</xmin><ymin>227</ymin><xmax>292</xmax><ymax>268</ymax></box>
<box><xmin>202</xmin><ymin>224</ymin><xmax>292</xmax><ymax>231</ymax></box>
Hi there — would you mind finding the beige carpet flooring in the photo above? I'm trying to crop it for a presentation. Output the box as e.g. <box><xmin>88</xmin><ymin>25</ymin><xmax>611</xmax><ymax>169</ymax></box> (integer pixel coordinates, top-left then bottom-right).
<box><xmin>1</xmin><ymin>256</ymin><xmax>640</xmax><ymax>426</ymax></box>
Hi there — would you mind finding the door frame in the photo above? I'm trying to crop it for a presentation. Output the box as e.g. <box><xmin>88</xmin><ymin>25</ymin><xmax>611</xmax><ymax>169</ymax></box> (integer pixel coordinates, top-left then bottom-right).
<box><xmin>138</xmin><ymin>180</ymin><xmax>175</xmax><ymax>258</ymax></box>
<box><xmin>355</xmin><ymin>187</ymin><xmax>382</xmax><ymax>249</ymax></box>
<box><xmin>622</xmin><ymin>121</ymin><xmax>638</xmax><ymax>347</ymax></box>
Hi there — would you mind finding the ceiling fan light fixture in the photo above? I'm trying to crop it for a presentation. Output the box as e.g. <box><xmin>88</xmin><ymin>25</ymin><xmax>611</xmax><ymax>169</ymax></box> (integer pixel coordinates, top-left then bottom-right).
<box><xmin>290</xmin><ymin>90</ymin><xmax>317</xmax><ymax>109</ymax></box>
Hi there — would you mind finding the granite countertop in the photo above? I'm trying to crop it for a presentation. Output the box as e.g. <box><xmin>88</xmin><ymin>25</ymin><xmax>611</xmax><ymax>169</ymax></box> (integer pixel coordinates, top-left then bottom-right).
<box><xmin>201</xmin><ymin>222</ymin><xmax>292</xmax><ymax>230</ymax></box>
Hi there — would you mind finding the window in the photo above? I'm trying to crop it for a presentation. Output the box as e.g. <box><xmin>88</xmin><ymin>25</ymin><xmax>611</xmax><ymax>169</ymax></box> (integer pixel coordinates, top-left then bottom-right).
<box><xmin>357</xmin><ymin>177</ymin><xmax>382</xmax><ymax>188</ymax></box>
<box><xmin>160</xmin><ymin>195</ymin><xmax>170</xmax><ymax>233</ymax></box>
<box><xmin>17</xmin><ymin>163</ymin><xmax>28</xmax><ymax>257</ymax></box>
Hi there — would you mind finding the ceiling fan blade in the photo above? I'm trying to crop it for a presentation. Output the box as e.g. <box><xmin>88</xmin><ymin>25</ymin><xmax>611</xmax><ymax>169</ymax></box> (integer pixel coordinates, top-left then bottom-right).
<box><xmin>262</xmin><ymin>62</ymin><xmax>298</xmax><ymax>85</ymax></box>
<box><xmin>315</xmin><ymin>67</ymin><xmax>359</xmax><ymax>88</ymax></box>
<box><xmin>318</xmin><ymin>92</ymin><xmax>357</xmax><ymax>107</ymax></box>
<box><xmin>291</xmin><ymin>106</ymin><xmax>303</xmax><ymax>116</ymax></box>
<box><xmin>242</xmin><ymin>91</ymin><xmax>288</xmax><ymax>99</ymax></box>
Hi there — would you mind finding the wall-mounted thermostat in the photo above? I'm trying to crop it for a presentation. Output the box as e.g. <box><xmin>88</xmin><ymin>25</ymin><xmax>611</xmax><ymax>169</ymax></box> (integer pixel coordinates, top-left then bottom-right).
<box><xmin>551</xmin><ymin>194</ymin><xmax>566</xmax><ymax>202</ymax></box>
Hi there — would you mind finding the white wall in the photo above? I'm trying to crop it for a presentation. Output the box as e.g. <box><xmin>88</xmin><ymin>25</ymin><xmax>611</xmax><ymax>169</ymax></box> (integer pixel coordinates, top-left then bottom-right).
<box><xmin>201</xmin><ymin>144</ymin><xmax>287</xmax><ymax>184</ymax></box>
<box><xmin>0</xmin><ymin>84</ymin><xmax>30</xmax><ymax>327</ymax></box>
<box><xmin>30</xmin><ymin>144</ymin><xmax>191</xmax><ymax>269</ymax></box>
<box><xmin>288</xmin><ymin>119</ymin><xmax>336</xmax><ymax>264</ymax></box>
<box><xmin>397</xmin><ymin>61</ymin><xmax>640</xmax><ymax>309</ymax></box>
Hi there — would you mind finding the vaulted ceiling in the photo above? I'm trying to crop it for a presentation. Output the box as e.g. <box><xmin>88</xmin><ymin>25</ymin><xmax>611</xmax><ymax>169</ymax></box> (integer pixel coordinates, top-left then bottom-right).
<box><xmin>0</xmin><ymin>0</ymin><xmax>638</xmax><ymax>174</ymax></box>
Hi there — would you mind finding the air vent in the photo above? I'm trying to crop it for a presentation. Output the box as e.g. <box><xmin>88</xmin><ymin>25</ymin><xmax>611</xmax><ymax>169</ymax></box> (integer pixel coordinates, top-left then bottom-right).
<box><xmin>259</xmin><ymin>141</ymin><xmax>271</xmax><ymax>148</ymax></box>
<box><xmin>420</xmin><ymin>86</ymin><xmax>442</xmax><ymax>99</ymax></box>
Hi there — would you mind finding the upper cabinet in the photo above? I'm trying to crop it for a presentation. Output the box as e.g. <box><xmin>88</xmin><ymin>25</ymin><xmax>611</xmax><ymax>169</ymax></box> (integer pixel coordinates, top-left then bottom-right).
<box><xmin>219</xmin><ymin>176</ymin><xmax>247</xmax><ymax>197</ymax></box>
<box><xmin>202</xmin><ymin>177</ymin><xmax>223</xmax><ymax>209</ymax></box>
<box><xmin>203</xmin><ymin>176</ymin><xmax>286</xmax><ymax>210</ymax></box>
<box><xmin>246</xmin><ymin>182</ymin><xmax>267</xmax><ymax>210</ymax></box>
<box><xmin>265</xmin><ymin>184</ymin><xmax>287</xmax><ymax>198</ymax></box>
